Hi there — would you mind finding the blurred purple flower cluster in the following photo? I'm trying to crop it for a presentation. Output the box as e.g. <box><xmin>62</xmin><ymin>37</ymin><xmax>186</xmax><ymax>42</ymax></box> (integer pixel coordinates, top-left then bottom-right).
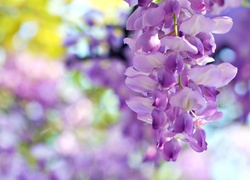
<box><xmin>214</xmin><ymin>6</ymin><xmax>250</xmax><ymax>124</ymax></box>
<box><xmin>0</xmin><ymin>53</ymin><xmax>154</xmax><ymax>179</ymax></box>
<box><xmin>63</xmin><ymin>7</ymin><xmax>152</xmax><ymax>143</ymax></box>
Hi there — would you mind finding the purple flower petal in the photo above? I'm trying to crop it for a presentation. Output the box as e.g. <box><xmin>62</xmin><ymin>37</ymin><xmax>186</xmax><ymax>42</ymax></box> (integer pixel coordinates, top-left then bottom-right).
<box><xmin>164</xmin><ymin>0</ymin><xmax>180</xmax><ymax>15</ymax></box>
<box><xmin>124</xmin><ymin>0</ymin><xmax>138</xmax><ymax>7</ymax></box>
<box><xmin>161</xmin><ymin>36</ymin><xmax>198</xmax><ymax>54</ymax></box>
<box><xmin>125</xmin><ymin>67</ymin><xmax>148</xmax><ymax>78</ymax></box>
<box><xmin>170</xmin><ymin>87</ymin><xmax>207</xmax><ymax>111</ymax></box>
<box><xmin>124</xmin><ymin>37</ymin><xmax>135</xmax><ymax>51</ymax></box>
<box><xmin>213</xmin><ymin>0</ymin><xmax>224</xmax><ymax>6</ymax></box>
<box><xmin>196</xmin><ymin>32</ymin><xmax>216</xmax><ymax>55</ymax></box>
<box><xmin>174</xmin><ymin>112</ymin><xmax>193</xmax><ymax>135</ymax></box>
<box><xmin>153</xmin><ymin>90</ymin><xmax>168</xmax><ymax>108</ymax></box>
<box><xmin>189</xmin><ymin>63</ymin><xmax>237</xmax><ymax>88</ymax></box>
<box><xmin>152</xmin><ymin>108</ymin><xmax>167</xmax><ymax>129</ymax></box>
<box><xmin>135</xmin><ymin>30</ymin><xmax>161</xmax><ymax>53</ymax></box>
<box><xmin>138</xmin><ymin>0</ymin><xmax>153</xmax><ymax>7</ymax></box>
<box><xmin>206</xmin><ymin>111</ymin><xmax>223</xmax><ymax>121</ymax></box>
<box><xmin>180</xmin><ymin>14</ymin><xmax>233</xmax><ymax>36</ymax></box>
<box><xmin>195</xmin><ymin>56</ymin><xmax>215</xmax><ymax>65</ymax></box>
<box><xmin>157</xmin><ymin>69</ymin><xmax>176</xmax><ymax>88</ymax></box>
<box><xmin>200</xmin><ymin>86</ymin><xmax>220</xmax><ymax>102</ymax></box>
<box><xmin>212</xmin><ymin>16</ymin><xmax>233</xmax><ymax>34</ymax></box>
<box><xmin>165</xmin><ymin>53</ymin><xmax>178</xmax><ymax>72</ymax></box>
<box><xmin>133</xmin><ymin>52</ymin><xmax>165</xmax><ymax>73</ymax></box>
<box><xmin>185</xmin><ymin>35</ymin><xmax>204</xmax><ymax>58</ymax></box>
<box><xmin>126</xmin><ymin>96</ymin><xmax>154</xmax><ymax>114</ymax></box>
<box><xmin>188</xmin><ymin>0</ymin><xmax>206</xmax><ymax>13</ymax></box>
<box><xmin>126</xmin><ymin>75</ymin><xmax>158</xmax><ymax>93</ymax></box>
<box><xmin>180</xmin><ymin>14</ymin><xmax>215</xmax><ymax>36</ymax></box>
<box><xmin>189</xmin><ymin>128</ymin><xmax>207</xmax><ymax>152</ymax></box>
<box><xmin>162</xmin><ymin>138</ymin><xmax>181</xmax><ymax>162</ymax></box>
<box><xmin>142</xmin><ymin>4</ymin><xmax>165</xmax><ymax>27</ymax></box>
<box><xmin>218</xmin><ymin>62</ymin><xmax>238</xmax><ymax>86</ymax></box>
<box><xmin>126</xmin><ymin>7</ymin><xmax>143</xmax><ymax>30</ymax></box>
<box><xmin>137</xmin><ymin>113</ymin><xmax>152</xmax><ymax>123</ymax></box>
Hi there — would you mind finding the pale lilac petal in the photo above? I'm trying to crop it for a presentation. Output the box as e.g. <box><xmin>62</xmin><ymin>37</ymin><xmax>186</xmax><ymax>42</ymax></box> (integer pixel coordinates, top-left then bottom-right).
<box><xmin>206</xmin><ymin>111</ymin><xmax>223</xmax><ymax>121</ymax></box>
<box><xmin>126</xmin><ymin>96</ymin><xmax>154</xmax><ymax>114</ymax></box>
<box><xmin>197</xmin><ymin>102</ymin><xmax>218</xmax><ymax>117</ymax></box>
<box><xmin>170</xmin><ymin>87</ymin><xmax>207</xmax><ymax>111</ymax></box>
<box><xmin>126</xmin><ymin>7</ymin><xmax>142</xmax><ymax>30</ymax></box>
<box><xmin>135</xmin><ymin>31</ymin><xmax>161</xmax><ymax>52</ymax></box>
<box><xmin>161</xmin><ymin>36</ymin><xmax>198</xmax><ymax>54</ymax></box>
<box><xmin>179</xmin><ymin>0</ymin><xmax>192</xmax><ymax>9</ymax></box>
<box><xmin>124</xmin><ymin>67</ymin><xmax>138</xmax><ymax>77</ymax></box>
<box><xmin>134</xmin><ymin>16</ymin><xmax>143</xmax><ymax>30</ymax></box>
<box><xmin>189</xmin><ymin>63</ymin><xmax>237</xmax><ymax>88</ymax></box>
<box><xmin>133</xmin><ymin>52</ymin><xmax>165</xmax><ymax>73</ymax></box>
<box><xmin>218</xmin><ymin>62</ymin><xmax>238</xmax><ymax>86</ymax></box>
<box><xmin>124</xmin><ymin>67</ymin><xmax>147</xmax><ymax>77</ymax></box>
<box><xmin>143</xmin><ymin>4</ymin><xmax>165</xmax><ymax>27</ymax></box>
<box><xmin>124</xmin><ymin>0</ymin><xmax>138</xmax><ymax>7</ymax></box>
<box><xmin>125</xmin><ymin>75</ymin><xmax>158</xmax><ymax>93</ymax></box>
<box><xmin>180</xmin><ymin>14</ymin><xmax>215</xmax><ymax>36</ymax></box>
<box><xmin>196</xmin><ymin>56</ymin><xmax>215</xmax><ymax>65</ymax></box>
<box><xmin>189</xmin><ymin>64</ymin><xmax>221</xmax><ymax>87</ymax></box>
<box><xmin>212</xmin><ymin>16</ymin><xmax>233</xmax><ymax>34</ymax></box>
<box><xmin>124</xmin><ymin>38</ymin><xmax>135</xmax><ymax>51</ymax></box>
<box><xmin>137</xmin><ymin>113</ymin><xmax>152</xmax><ymax>123</ymax></box>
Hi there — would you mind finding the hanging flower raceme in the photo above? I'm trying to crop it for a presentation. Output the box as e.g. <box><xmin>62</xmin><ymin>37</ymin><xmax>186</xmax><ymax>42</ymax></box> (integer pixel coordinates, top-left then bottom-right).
<box><xmin>124</xmin><ymin>0</ymin><xmax>237</xmax><ymax>162</ymax></box>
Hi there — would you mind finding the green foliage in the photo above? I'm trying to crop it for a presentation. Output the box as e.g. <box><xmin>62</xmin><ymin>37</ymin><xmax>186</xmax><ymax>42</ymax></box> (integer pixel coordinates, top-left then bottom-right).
<box><xmin>0</xmin><ymin>0</ymin><xmax>64</xmax><ymax>57</ymax></box>
<box><xmin>71</xmin><ymin>70</ymin><xmax>120</xmax><ymax>128</ymax></box>
<box><xmin>18</xmin><ymin>143</ymin><xmax>37</xmax><ymax>166</ymax></box>
<box><xmin>243</xmin><ymin>0</ymin><xmax>250</xmax><ymax>7</ymax></box>
<box><xmin>91</xmin><ymin>89</ymin><xmax>120</xmax><ymax>128</ymax></box>
<box><xmin>0</xmin><ymin>89</ymin><xmax>15</xmax><ymax>111</ymax></box>
<box><xmin>153</xmin><ymin>0</ymin><xmax>162</xmax><ymax>3</ymax></box>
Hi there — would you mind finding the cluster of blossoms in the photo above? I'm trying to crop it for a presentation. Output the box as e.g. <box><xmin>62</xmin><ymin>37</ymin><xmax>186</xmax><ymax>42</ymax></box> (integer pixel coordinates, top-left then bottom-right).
<box><xmin>0</xmin><ymin>53</ymin><xmax>152</xmax><ymax>179</ymax></box>
<box><xmin>124</xmin><ymin>0</ymin><xmax>238</xmax><ymax>161</ymax></box>
<box><xmin>0</xmin><ymin>53</ymin><xmax>64</xmax><ymax>108</ymax></box>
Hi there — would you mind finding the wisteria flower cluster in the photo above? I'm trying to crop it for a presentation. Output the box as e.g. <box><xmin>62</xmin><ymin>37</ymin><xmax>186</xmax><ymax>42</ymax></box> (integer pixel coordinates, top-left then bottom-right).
<box><xmin>124</xmin><ymin>0</ymin><xmax>238</xmax><ymax>161</ymax></box>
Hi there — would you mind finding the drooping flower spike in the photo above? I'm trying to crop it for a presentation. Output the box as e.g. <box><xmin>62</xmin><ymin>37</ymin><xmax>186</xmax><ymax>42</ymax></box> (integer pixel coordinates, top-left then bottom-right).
<box><xmin>124</xmin><ymin>0</ymin><xmax>237</xmax><ymax>161</ymax></box>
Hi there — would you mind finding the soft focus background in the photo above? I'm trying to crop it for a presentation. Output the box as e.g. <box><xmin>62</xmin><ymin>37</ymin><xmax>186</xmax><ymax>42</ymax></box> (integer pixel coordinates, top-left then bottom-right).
<box><xmin>0</xmin><ymin>0</ymin><xmax>250</xmax><ymax>179</ymax></box>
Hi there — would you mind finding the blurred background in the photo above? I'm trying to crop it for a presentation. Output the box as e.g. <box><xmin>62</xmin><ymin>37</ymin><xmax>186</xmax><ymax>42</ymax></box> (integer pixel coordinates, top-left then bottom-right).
<box><xmin>0</xmin><ymin>0</ymin><xmax>250</xmax><ymax>179</ymax></box>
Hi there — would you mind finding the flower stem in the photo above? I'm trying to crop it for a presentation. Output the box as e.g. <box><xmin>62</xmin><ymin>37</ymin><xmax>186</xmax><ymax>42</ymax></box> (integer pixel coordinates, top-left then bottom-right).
<box><xmin>178</xmin><ymin>75</ymin><xmax>183</xmax><ymax>89</ymax></box>
<box><xmin>173</xmin><ymin>13</ymin><xmax>178</xmax><ymax>36</ymax></box>
<box><xmin>173</xmin><ymin>13</ymin><xmax>182</xmax><ymax>89</ymax></box>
